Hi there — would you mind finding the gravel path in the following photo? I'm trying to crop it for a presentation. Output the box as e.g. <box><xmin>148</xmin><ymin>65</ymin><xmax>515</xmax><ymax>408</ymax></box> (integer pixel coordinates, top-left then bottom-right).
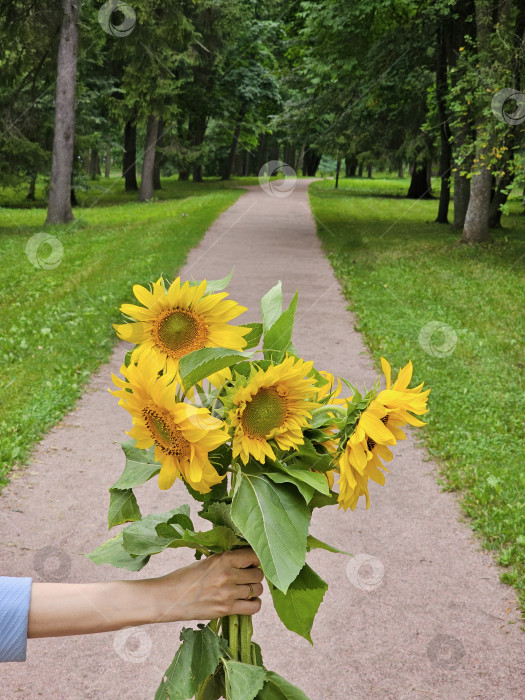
<box><xmin>1</xmin><ymin>180</ymin><xmax>524</xmax><ymax>699</ymax></box>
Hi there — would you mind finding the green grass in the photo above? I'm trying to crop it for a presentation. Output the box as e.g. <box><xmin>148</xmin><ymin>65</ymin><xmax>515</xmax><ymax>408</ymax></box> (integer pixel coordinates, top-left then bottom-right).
<box><xmin>0</xmin><ymin>175</ymin><xmax>245</xmax><ymax>485</ymax></box>
<box><xmin>309</xmin><ymin>176</ymin><xmax>525</xmax><ymax>614</ymax></box>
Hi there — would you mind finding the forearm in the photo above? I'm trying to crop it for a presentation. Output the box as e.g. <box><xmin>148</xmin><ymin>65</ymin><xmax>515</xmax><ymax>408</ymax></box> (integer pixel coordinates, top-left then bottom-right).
<box><xmin>27</xmin><ymin>579</ymin><xmax>160</xmax><ymax>638</ymax></box>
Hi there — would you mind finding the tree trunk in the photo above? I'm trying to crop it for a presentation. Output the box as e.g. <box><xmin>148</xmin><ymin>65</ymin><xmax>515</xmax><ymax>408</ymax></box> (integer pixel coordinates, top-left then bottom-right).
<box><xmin>460</xmin><ymin>0</ymin><xmax>508</xmax><ymax>243</ymax></box>
<box><xmin>488</xmin><ymin>161</ymin><xmax>515</xmax><ymax>228</ymax></box>
<box><xmin>26</xmin><ymin>174</ymin><xmax>36</xmax><ymax>201</ymax></box>
<box><xmin>461</xmin><ymin>163</ymin><xmax>492</xmax><ymax>242</ymax></box>
<box><xmin>222</xmin><ymin>105</ymin><xmax>246</xmax><ymax>181</ymax></box>
<box><xmin>407</xmin><ymin>160</ymin><xmax>432</xmax><ymax>199</ymax></box>
<box><xmin>295</xmin><ymin>144</ymin><xmax>305</xmax><ymax>173</ymax></box>
<box><xmin>453</xmin><ymin>169</ymin><xmax>471</xmax><ymax>229</ymax></box>
<box><xmin>358</xmin><ymin>162</ymin><xmax>363</xmax><ymax>177</ymax></box>
<box><xmin>397</xmin><ymin>163</ymin><xmax>404</xmax><ymax>178</ymax></box>
<box><xmin>244</xmin><ymin>151</ymin><xmax>251</xmax><ymax>176</ymax></box>
<box><xmin>367</xmin><ymin>163</ymin><xmax>373</xmax><ymax>178</ymax></box>
<box><xmin>435</xmin><ymin>22</ymin><xmax>452</xmax><ymax>223</ymax></box>
<box><xmin>45</xmin><ymin>0</ymin><xmax>79</xmax><ymax>225</ymax></box>
<box><xmin>104</xmin><ymin>143</ymin><xmax>111</xmax><ymax>178</ymax></box>
<box><xmin>191</xmin><ymin>115</ymin><xmax>207</xmax><ymax>183</ymax></box>
<box><xmin>89</xmin><ymin>148</ymin><xmax>100</xmax><ymax>179</ymax></box>
<box><xmin>346</xmin><ymin>155</ymin><xmax>357</xmax><ymax>177</ymax></box>
<box><xmin>257</xmin><ymin>133</ymin><xmax>268</xmax><ymax>173</ymax></box>
<box><xmin>335</xmin><ymin>158</ymin><xmax>341</xmax><ymax>188</ymax></box>
<box><xmin>302</xmin><ymin>150</ymin><xmax>321</xmax><ymax>177</ymax></box>
<box><xmin>71</xmin><ymin>186</ymin><xmax>79</xmax><ymax>206</ymax></box>
<box><xmin>123</xmin><ymin>121</ymin><xmax>138</xmax><ymax>191</ymax></box>
<box><xmin>138</xmin><ymin>114</ymin><xmax>159</xmax><ymax>202</ymax></box>
<box><xmin>153</xmin><ymin>116</ymin><xmax>164</xmax><ymax>190</ymax></box>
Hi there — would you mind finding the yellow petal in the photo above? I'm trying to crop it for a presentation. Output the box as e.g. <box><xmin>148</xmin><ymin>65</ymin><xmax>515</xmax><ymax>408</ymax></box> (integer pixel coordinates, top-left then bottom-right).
<box><xmin>380</xmin><ymin>357</ymin><xmax>392</xmax><ymax>389</ymax></box>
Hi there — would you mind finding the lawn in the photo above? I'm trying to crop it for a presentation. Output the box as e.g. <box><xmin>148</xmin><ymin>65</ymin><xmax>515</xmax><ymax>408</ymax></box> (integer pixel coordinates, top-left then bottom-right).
<box><xmin>309</xmin><ymin>176</ymin><xmax>525</xmax><ymax>613</ymax></box>
<box><xmin>0</xmin><ymin>175</ymin><xmax>245</xmax><ymax>485</ymax></box>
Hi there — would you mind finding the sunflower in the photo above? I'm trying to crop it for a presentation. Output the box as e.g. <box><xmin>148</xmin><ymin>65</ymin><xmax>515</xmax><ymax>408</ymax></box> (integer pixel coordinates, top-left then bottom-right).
<box><xmin>113</xmin><ymin>277</ymin><xmax>250</xmax><ymax>378</ymax></box>
<box><xmin>336</xmin><ymin>358</ymin><xmax>430</xmax><ymax>511</ymax></box>
<box><xmin>228</xmin><ymin>356</ymin><xmax>319</xmax><ymax>465</ymax></box>
<box><xmin>110</xmin><ymin>355</ymin><xmax>229</xmax><ymax>492</ymax></box>
<box><xmin>377</xmin><ymin>357</ymin><xmax>430</xmax><ymax>427</ymax></box>
<box><xmin>336</xmin><ymin>399</ymin><xmax>396</xmax><ymax>511</ymax></box>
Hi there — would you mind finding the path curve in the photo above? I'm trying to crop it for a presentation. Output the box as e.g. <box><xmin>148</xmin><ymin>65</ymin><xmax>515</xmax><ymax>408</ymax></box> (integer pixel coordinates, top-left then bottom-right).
<box><xmin>1</xmin><ymin>180</ymin><xmax>524</xmax><ymax>699</ymax></box>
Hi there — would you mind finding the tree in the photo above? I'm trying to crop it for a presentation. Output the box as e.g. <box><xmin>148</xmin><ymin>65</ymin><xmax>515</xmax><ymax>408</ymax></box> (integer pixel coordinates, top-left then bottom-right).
<box><xmin>459</xmin><ymin>0</ymin><xmax>522</xmax><ymax>243</ymax></box>
<box><xmin>138</xmin><ymin>114</ymin><xmax>158</xmax><ymax>201</ymax></box>
<box><xmin>46</xmin><ymin>0</ymin><xmax>79</xmax><ymax>224</ymax></box>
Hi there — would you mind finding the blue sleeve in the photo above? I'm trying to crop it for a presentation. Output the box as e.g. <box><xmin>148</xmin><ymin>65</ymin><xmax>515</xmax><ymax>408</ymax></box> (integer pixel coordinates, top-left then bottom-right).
<box><xmin>0</xmin><ymin>577</ymin><xmax>33</xmax><ymax>662</ymax></box>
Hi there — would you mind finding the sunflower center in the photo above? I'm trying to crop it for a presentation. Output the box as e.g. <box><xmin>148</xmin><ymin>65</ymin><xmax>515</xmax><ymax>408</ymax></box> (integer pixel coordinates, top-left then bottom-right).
<box><xmin>241</xmin><ymin>387</ymin><xmax>288</xmax><ymax>438</ymax></box>
<box><xmin>367</xmin><ymin>437</ymin><xmax>376</xmax><ymax>451</ymax></box>
<box><xmin>142</xmin><ymin>402</ymin><xmax>191</xmax><ymax>459</ymax></box>
<box><xmin>153</xmin><ymin>308</ymin><xmax>208</xmax><ymax>359</ymax></box>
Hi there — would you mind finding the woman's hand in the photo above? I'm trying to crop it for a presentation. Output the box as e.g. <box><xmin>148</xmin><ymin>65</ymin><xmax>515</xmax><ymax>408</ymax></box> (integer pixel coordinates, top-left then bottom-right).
<box><xmin>28</xmin><ymin>548</ymin><xmax>264</xmax><ymax>638</ymax></box>
<box><xmin>148</xmin><ymin>548</ymin><xmax>264</xmax><ymax>623</ymax></box>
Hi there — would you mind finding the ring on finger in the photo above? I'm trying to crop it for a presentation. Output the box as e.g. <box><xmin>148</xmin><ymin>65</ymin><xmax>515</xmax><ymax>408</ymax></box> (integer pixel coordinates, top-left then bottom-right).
<box><xmin>246</xmin><ymin>584</ymin><xmax>254</xmax><ymax>599</ymax></box>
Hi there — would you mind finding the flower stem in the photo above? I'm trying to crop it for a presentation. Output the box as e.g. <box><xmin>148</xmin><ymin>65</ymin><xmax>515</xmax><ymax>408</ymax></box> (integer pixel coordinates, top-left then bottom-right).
<box><xmin>209</xmin><ymin>617</ymin><xmax>221</xmax><ymax>634</ymax></box>
<box><xmin>239</xmin><ymin>614</ymin><xmax>253</xmax><ymax>664</ymax></box>
<box><xmin>229</xmin><ymin>614</ymin><xmax>239</xmax><ymax>660</ymax></box>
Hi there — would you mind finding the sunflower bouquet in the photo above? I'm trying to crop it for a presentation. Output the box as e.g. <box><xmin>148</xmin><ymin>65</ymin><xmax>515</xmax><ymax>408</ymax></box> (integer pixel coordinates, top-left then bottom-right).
<box><xmin>89</xmin><ymin>273</ymin><xmax>429</xmax><ymax>700</ymax></box>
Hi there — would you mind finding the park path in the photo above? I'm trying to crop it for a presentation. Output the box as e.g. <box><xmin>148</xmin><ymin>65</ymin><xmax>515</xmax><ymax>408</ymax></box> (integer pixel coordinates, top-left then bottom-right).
<box><xmin>1</xmin><ymin>180</ymin><xmax>524</xmax><ymax>700</ymax></box>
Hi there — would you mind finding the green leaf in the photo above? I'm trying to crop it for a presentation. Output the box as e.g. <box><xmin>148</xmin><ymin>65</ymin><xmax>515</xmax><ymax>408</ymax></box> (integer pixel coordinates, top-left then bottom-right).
<box><xmin>201</xmin><ymin>667</ymin><xmax>225</xmax><ymax>700</ymax></box>
<box><xmin>266</xmin><ymin>472</ymin><xmax>314</xmax><ymax>502</ymax></box>
<box><xmin>262</xmin><ymin>291</ymin><xmax>298</xmax><ymax>362</ymax></box>
<box><xmin>121</xmin><ymin>440</ymin><xmax>158</xmax><ymax>464</ymax></box>
<box><xmin>309</xmin><ymin>490</ymin><xmax>339</xmax><ymax>509</ymax></box>
<box><xmin>167</xmin><ymin>510</ymin><xmax>194</xmax><ymax>532</ymax></box>
<box><xmin>232</xmin><ymin>359</ymin><xmax>271</xmax><ymax>378</ymax></box>
<box><xmin>307</xmin><ymin>535</ymin><xmax>350</xmax><ymax>555</ymax></box>
<box><xmin>273</xmin><ymin>463</ymin><xmax>330</xmax><ymax>495</ymax></box>
<box><xmin>87</xmin><ymin>533</ymin><xmax>150</xmax><ymax>571</ymax></box>
<box><xmin>231</xmin><ymin>473</ymin><xmax>310</xmax><ymax>593</ymax></box>
<box><xmin>111</xmin><ymin>448</ymin><xmax>161</xmax><ymax>489</ymax></box>
<box><xmin>108</xmin><ymin>488</ymin><xmax>141</xmax><ymax>528</ymax></box>
<box><xmin>240</xmin><ymin>322</ymin><xmax>263</xmax><ymax>349</ymax></box>
<box><xmin>121</xmin><ymin>507</ymin><xmax>191</xmax><ymax>555</ymax></box>
<box><xmin>251</xmin><ymin>641</ymin><xmax>264</xmax><ymax>667</ymax></box>
<box><xmin>222</xmin><ymin>660</ymin><xmax>266</xmax><ymax>700</ymax></box>
<box><xmin>269</xmin><ymin>564</ymin><xmax>327</xmax><ymax>643</ymax></box>
<box><xmin>155</xmin><ymin>626</ymin><xmax>221</xmax><ymax>700</ymax></box>
<box><xmin>159</xmin><ymin>525</ymin><xmax>244</xmax><ymax>553</ymax></box>
<box><xmin>257</xmin><ymin>671</ymin><xmax>311</xmax><ymax>700</ymax></box>
<box><xmin>179</xmin><ymin>347</ymin><xmax>252</xmax><ymax>391</ymax></box>
<box><xmin>308</xmin><ymin>405</ymin><xmax>345</xmax><ymax>429</ymax></box>
<box><xmin>204</xmin><ymin>268</ymin><xmax>234</xmax><ymax>293</ymax></box>
<box><xmin>200</xmin><ymin>501</ymin><xmax>240</xmax><ymax>534</ymax></box>
<box><xmin>260</xmin><ymin>281</ymin><xmax>283</xmax><ymax>332</ymax></box>
<box><xmin>289</xmin><ymin>439</ymin><xmax>334</xmax><ymax>472</ymax></box>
